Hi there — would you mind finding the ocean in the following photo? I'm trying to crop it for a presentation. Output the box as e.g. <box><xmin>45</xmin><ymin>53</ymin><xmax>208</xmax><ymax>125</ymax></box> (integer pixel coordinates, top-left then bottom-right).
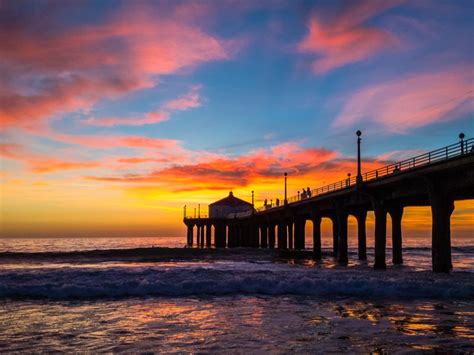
<box><xmin>0</xmin><ymin>236</ymin><xmax>473</xmax><ymax>352</ymax></box>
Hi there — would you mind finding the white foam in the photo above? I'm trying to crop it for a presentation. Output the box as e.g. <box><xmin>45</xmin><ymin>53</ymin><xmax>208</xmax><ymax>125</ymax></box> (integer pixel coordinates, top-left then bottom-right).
<box><xmin>0</xmin><ymin>262</ymin><xmax>472</xmax><ymax>300</ymax></box>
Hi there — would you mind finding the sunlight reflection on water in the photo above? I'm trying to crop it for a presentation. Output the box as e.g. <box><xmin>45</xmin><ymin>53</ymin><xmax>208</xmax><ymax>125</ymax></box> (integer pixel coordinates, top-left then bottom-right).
<box><xmin>1</xmin><ymin>297</ymin><xmax>473</xmax><ymax>353</ymax></box>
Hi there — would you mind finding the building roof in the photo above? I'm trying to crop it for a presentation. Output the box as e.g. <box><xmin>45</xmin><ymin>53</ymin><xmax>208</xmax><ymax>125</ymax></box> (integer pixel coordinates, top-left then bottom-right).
<box><xmin>209</xmin><ymin>191</ymin><xmax>253</xmax><ymax>207</ymax></box>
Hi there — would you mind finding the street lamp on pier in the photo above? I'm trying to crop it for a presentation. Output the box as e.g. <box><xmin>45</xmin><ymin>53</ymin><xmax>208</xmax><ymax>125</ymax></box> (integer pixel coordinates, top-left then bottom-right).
<box><xmin>356</xmin><ymin>130</ymin><xmax>363</xmax><ymax>185</ymax></box>
<box><xmin>284</xmin><ymin>172</ymin><xmax>288</xmax><ymax>204</ymax></box>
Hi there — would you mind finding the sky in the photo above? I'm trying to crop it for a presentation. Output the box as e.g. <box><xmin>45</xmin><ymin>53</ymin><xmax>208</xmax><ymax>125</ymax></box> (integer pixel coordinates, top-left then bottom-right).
<box><xmin>0</xmin><ymin>0</ymin><xmax>473</xmax><ymax>238</ymax></box>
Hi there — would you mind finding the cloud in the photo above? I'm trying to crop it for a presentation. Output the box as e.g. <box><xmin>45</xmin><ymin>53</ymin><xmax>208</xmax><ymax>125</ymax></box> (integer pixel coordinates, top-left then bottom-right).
<box><xmin>0</xmin><ymin>3</ymin><xmax>229</xmax><ymax>130</ymax></box>
<box><xmin>84</xmin><ymin>111</ymin><xmax>169</xmax><ymax>127</ymax></box>
<box><xmin>49</xmin><ymin>131</ymin><xmax>181</xmax><ymax>150</ymax></box>
<box><xmin>298</xmin><ymin>0</ymin><xmax>402</xmax><ymax>73</ymax></box>
<box><xmin>84</xmin><ymin>85</ymin><xmax>202</xmax><ymax>127</ymax></box>
<box><xmin>87</xmin><ymin>142</ymin><xmax>342</xmax><ymax>190</ymax></box>
<box><xmin>163</xmin><ymin>85</ymin><xmax>202</xmax><ymax>111</ymax></box>
<box><xmin>333</xmin><ymin>66</ymin><xmax>474</xmax><ymax>132</ymax></box>
<box><xmin>0</xmin><ymin>143</ymin><xmax>99</xmax><ymax>173</ymax></box>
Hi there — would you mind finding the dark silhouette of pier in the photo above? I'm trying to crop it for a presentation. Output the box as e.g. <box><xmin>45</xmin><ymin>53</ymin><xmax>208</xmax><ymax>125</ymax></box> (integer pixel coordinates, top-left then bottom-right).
<box><xmin>184</xmin><ymin>133</ymin><xmax>474</xmax><ymax>272</ymax></box>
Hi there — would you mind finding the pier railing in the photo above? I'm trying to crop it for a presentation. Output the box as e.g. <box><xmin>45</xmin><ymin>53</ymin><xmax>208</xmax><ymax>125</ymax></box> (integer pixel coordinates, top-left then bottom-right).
<box><xmin>256</xmin><ymin>138</ymin><xmax>473</xmax><ymax>212</ymax></box>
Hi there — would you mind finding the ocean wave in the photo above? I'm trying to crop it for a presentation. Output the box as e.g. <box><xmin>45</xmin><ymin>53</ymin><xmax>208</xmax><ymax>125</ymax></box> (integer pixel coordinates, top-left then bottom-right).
<box><xmin>0</xmin><ymin>264</ymin><xmax>473</xmax><ymax>300</ymax></box>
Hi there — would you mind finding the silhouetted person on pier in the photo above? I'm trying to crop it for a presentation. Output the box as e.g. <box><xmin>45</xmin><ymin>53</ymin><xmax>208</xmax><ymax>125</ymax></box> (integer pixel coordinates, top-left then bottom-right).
<box><xmin>393</xmin><ymin>165</ymin><xmax>400</xmax><ymax>173</ymax></box>
<box><xmin>301</xmin><ymin>188</ymin><xmax>307</xmax><ymax>199</ymax></box>
<box><xmin>276</xmin><ymin>198</ymin><xmax>280</xmax><ymax>207</ymax></box>
<box><xmin>346</xmin><ymin>173</ymin><xmax>351</xmax><ymax>187</ymax></box>
<box><xmin>307</xmin><ymin>187</ymin><xmax>311</xmax><ymax>197</ymax></box>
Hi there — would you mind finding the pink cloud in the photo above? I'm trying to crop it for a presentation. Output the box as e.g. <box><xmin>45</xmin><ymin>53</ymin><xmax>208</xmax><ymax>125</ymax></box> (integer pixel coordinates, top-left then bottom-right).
<box><xmin>84</xmin><ymin>85</ymin><xmax>202</xmax><ymax>127</ymax></box>
<box><xmin>84</xmin><ymin>111</ymin><xmax>169</xmax><ymax>127</ymax></box>
<box><xmin>333</xmin><ymin>66</ymin><xmax>474</xmax><ymax>132</ymax></box>
<box><xmin>298</xmin><ymin>0</ymin><xmax>402</xmax><ymax>73</ymax></box>
<box><xmin>163</xmin><ymin>85</ymin><xmax>202</xmax><ymax>111</ymax></box>
<box><xmin>0</xmin><ymin>4</ymin><xmax>229</xmax><ymax>130</ymax></box>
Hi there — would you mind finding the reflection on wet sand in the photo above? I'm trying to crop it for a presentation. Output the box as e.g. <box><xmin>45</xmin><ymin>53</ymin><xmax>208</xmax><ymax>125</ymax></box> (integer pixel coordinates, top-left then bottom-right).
<box><xmin>1</xmin><ymin>297</ymin><xmax>472</xmax><ymax>353</ymax></box>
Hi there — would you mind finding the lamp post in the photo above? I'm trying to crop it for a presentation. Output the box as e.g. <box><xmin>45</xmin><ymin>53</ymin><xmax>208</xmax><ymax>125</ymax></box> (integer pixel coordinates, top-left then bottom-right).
<box><xmin>460</xmin><ymin>132</ymin><xmax>465</xmax><ymax>154</ymax></box>
<box><xmin>284</xmin><ymin>172</ymin><xmax>288</xmax><ymax>204</ymax></box>
<box><xmin>356</xmin><ymin>130</ymin><xmax>363</xmax><ymax>185</ymax></box>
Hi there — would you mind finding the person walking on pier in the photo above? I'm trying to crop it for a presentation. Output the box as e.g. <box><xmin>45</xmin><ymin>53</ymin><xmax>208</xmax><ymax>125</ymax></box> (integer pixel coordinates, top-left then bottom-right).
<box><xmin>306</xmin><ymin>187</ymin><xmax>312</xmax><ymax>197</ymax></box>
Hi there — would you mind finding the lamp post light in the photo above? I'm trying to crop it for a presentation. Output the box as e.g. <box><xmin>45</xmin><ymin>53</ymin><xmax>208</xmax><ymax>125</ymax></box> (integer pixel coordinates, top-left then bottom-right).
<box><xmin>460</xmin><ymin>132</ymin><xmax>465</xmax><ymax>154</ymax></box>
<box><xmin>284</xmin><ymin>172</ymin><xmax>288</xmax><ymax>204</ymax></box>
<box><xmin>356</xmin><ymin>130</ymin><xmax>363</xmax><ymax>185</ymax></box>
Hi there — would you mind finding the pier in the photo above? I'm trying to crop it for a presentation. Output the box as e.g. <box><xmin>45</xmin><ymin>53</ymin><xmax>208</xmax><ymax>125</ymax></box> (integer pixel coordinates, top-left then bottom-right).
<box><xmin>184</xmin><ymin>133</ymin><xmax>474</xmax><ymax>272</ymax></box>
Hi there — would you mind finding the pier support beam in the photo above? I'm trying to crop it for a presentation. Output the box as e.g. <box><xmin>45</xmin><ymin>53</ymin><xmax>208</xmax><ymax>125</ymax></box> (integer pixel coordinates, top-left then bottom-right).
<box><xmin>215</xmin><ymin>222</ymin><xmax>227</xmax><ymax>248</ymax></box>
<box><xmin>337</xmin><ymin>209</ymin><xmax>348</xmax><ymax>265</ymax></box>
<box><xmin>331</xmin><ymin>216</ymin><xmax>339</xmax><ymax>257</ymax></box>
<box><xmin>187</xmin><ymin>225</ymin><xmax>193</xmax><ymax>247</ymax></box>
<box><xmin>388</xmin><ymin>206</ymin><xmax>403</xmax><ymax>264</ymax></box>
<box><xmin>241</xmin><ymin>225</ymin><xmax>248</xmax><ymax>247</ymax></box>
<box><xmin>355</xmin><ymin>211</ymin><xmax>367</xmax><ymax>260</ymax></box>
<box><xmin>268</xmin><ymin>224</ymin><xmax>276</xmax><ymax>249</ymax></box>
<box><xmin>294</xmin><ymin>218</ymin><xmax>306</xmax><ymax>250</ymax></box>
<box><xmin>260</xmin><ymin>224</ymin><xmax>268</xmax><ymax>248</ymax></box>
<box><xmin>237</xmin><ymin>225</ymin><xmax>243</xmax><ymax>247</ymax></box>
<box><xmin>373</xmin><ymin>202</ymin><xmax>387</xmax><ymax>270</ymax></box>
<box><xmin>288</xmin><ymin>222</ymin><xmax>294</xmax><ymax>249</ymax></box>
<box><xmin>277</xmin><ymin>223</ymin><xmax>287</xmax><ymax>249</ymax></box>
<box><xmin>227</xmin><ymin>225</ymin><xmax>235</xmax><ymax>248</ymax></box>
<box><xmin>312</xmin><ymin>215</ymin><xmax>322</xmax><ymax>260</ymax></box>
<box><xmin>206</xmin><ymin>224</ymin><xmax>212</xmax><ymax>248</ymax></box>
<box><xmin>430</xmin><ymin>190</ymin><xmax>454</xmax><ymax>273</ymax></box>
<box><xmin>200</xmin><ymin>225</ymin><xmax>205</xmax><ymax>248</ymax></box>
<box><xmin>251</xmin><ymin>223</ymin><xmax>259</xmax><ymax>248</ymax></box>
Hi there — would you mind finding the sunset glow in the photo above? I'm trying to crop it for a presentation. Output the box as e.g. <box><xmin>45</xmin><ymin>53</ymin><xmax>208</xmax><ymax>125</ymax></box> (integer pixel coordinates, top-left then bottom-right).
<box><xmin>1</xmin><ymin>0</ymin><xmax>472</xmax><ymax>238</ymax></box>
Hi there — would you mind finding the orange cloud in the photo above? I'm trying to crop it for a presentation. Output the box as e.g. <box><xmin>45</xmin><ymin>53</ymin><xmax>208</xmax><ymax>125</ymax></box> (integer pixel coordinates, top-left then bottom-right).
<box><xmin>0</xmin><ymin>143</ymin><xmax>98</xmax><ymax>173</ymax></box>
<box><xmin>0</xmin><ymin>3</ymin><xmax>228</xmax><ymax>130</ymax></box>
<box><xmin>333</xmin><ymin>66</ymin><xmax>474</xmax><ymax>132</ymax></box>
<box><xmin>298</xmin><ymin>0</ymin><xmax>402</xmax><ymax>73</ymax></box>
<box><xmin>86</xmin><ymin>141</ymin><xmax>388</xmax><ymax>194</ymax></box>
<box><xmin>48</xmin><ymin>131</ymin><xmax>181</xmax><ymax>150</ymax></box>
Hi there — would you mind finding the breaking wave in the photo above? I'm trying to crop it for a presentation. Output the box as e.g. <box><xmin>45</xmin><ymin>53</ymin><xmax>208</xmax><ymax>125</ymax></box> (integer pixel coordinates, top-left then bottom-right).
<box><xmin>0</xmin><ymin>262</ymin><xmax>473</xmax><ymax>300</ymax></box>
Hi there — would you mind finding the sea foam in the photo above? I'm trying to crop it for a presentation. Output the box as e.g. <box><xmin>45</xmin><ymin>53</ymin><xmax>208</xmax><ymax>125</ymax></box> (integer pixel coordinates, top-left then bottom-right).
<box><xmin>0</xmin><ymin>261</ymin><xmax>472</xmax><ymax>300</ymax></box>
